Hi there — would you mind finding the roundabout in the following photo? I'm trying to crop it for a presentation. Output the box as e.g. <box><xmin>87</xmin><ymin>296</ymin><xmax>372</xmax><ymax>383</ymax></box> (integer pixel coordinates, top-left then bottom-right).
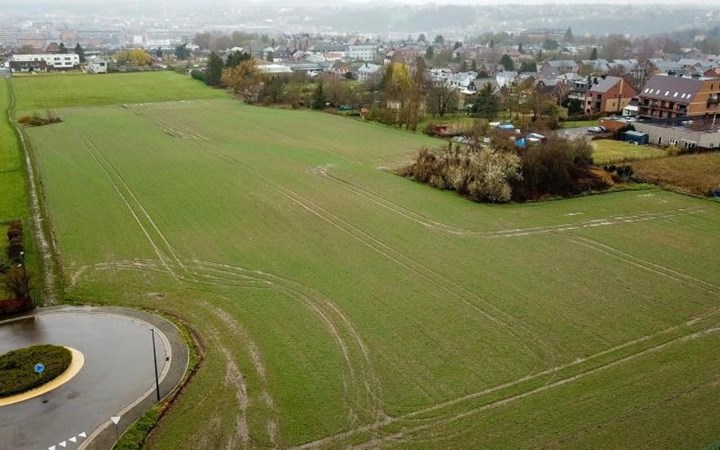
<box><xmin>0</xmin><ymin>345</ymin><xmax>85</xmax><ymax>406</ymax></box>
<box><xmin>0</xmin><ymin>306</ymin><xmax>188</xmax><ymax>450</ymax></box>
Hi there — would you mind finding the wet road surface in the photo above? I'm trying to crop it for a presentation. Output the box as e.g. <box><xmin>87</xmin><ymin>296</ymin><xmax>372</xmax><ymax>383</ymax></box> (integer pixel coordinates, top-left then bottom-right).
<box><xmin>0</xmin><ymin>310</ymin><xmax>170</xmax><ymax>450</ymax></box>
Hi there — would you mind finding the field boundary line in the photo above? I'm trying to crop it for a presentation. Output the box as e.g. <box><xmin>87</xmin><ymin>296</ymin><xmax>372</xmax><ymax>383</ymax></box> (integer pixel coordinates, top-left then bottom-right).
<box><xmin>5</xmin><ymin>77</ymin><xmax>62</xmax><ymax>304</ymax></box>
<box><xmin>313</xmin><ymin>166</ymin><xmax>708</xmax><ymax>238</ymax></box>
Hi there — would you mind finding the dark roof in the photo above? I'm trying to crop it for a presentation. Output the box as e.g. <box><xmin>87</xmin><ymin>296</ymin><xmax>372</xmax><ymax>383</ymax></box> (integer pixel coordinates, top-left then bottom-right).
<box><xmin>639</xmin><ymin>74</ymin><xmax>707</xmax><ymax>103</ymax></box>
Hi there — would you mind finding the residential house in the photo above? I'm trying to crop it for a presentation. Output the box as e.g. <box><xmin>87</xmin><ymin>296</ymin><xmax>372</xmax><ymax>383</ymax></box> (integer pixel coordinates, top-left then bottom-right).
<box><xmin>539</xmin><ymin>60</ymin><xmax>578</xmax><ymax>78</ymax></box>
<box><xmin>10</xmin><ymin>53</ymin><xmax>79</xmax><ymax>69</ymax></box>
<box><xmin>447</xmin><ymin>71</ymin><xmax>478</xmax><ymax>94</ymax></box>
<box><xmin>356</xmin><ymin>63</ymin><xmax>382</xmax><ymax>82</ymax></box>
<box><xmin>44</xmin><ymin>42</ymin><xmax>61</xmax><ymax>53</ymax></box>
<box><xmin>429</xmin><ymin>68</ymin><xmax>453</xmax><ymax>85</ymax></box>
<box><xmin>9</xmin><ymin>59</ymin><xmax>48</xmax><ymax>72</ymax></box>
<box><xmin>495</xmin><ymin>71</ymin><xmax>518</xmax><ymax>89</ymax></box>
<box><xmin>583</xmin><ymin>75</ymin><xmax>638</xmax><ymax>114</ymax></box>
<box><xmin>348</xmin><ymin>45</ymin><xmax>377</xmax><ymax>62</ymax></box>
<box><xmin>535</xmin><ymin>77</ymin><xmax>569</xmax><ymax>103</ymax></box>
<box><xmin>637</xmin><ymin>73</ymin><xmax>720</xmax><ymax>119</ymax></box>
<box><xmin>87</xmin><ymin>58</ymin><xmax>108</xmax><ymax>74</ymax></box>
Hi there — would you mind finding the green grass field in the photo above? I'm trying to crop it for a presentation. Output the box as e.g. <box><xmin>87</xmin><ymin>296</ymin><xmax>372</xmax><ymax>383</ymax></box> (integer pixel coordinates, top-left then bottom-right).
<box><xmin>0</xmin><ymin>80</ymin><xmax>26</xmax><ymax>226</ymax></box>
<box><xmin>12</xmin><ymin>71</ymin><xmax>226</xmax><ymax>112</ymax></box>
<box><xmin>593</xmin><ymin>139</ymin><xmax>667</xmax><ymax>164</ymax></box>
<box><xmin>14</xmin><ymin>72</ymin><xmax>720</xmax><ymax>448</ymax></box>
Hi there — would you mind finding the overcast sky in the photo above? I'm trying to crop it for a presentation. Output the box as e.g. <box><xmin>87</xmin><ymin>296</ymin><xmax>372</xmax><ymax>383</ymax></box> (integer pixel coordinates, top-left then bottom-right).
<box><xmin>2</xmin><ymin>0</ymin><xmax>713</xmax><ymax>5</ymax></box>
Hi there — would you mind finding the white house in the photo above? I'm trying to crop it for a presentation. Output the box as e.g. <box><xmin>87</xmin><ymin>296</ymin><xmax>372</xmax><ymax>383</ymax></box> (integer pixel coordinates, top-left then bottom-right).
<box><xmin>11</xmin><ymin>53</ymin><xmax>80</xmax><ymax>69</ymax></box>
<box><xmin>257</xmin><ymin>63</ymin><xmax>293</xmax><ymax>74</ymax></box>
<box><xmin>356</xmin><ymin>63</ymin><xmax>382</xmax><ymax>82</ymax></box>
<box><xmin>87</xmin><ymin>58</ymin><xmax>108</xmax><ymax>74</ymax></box>
<box><xmin>447</xmin><ymin>71</ymin><xmax>478</xmax><ymax>93</ymax></box>
<box><xmin>348</xmin><ymin>45</ymin><xmax>377</xmax><ymax>62</ymax></box>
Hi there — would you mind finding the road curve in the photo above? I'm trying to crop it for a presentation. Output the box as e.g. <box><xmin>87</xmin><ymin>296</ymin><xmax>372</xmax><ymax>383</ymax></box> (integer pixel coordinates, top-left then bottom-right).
<box><xmin>0</xmin><ymin>306</ymin><xmax>189</xmax><ymax>450</ymax></box>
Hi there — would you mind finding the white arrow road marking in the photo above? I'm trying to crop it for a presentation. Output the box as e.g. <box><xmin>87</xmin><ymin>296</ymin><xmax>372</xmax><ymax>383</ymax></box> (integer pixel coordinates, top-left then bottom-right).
<box><xmin>78</xmin><ymin>432</ymin><xmax>86</xmax><ymax>439</ymax></box>
<box><xmin>59</xmin><ymin>442</ymin><xmax>66</xmax><ymax>448</ymax></box>
<box><xmin>69</xmin><ymin>436</ymin><xmax>77</xmax><ymax>443</ymax></box>
<box><xmin>111</xmin><ymin>416</ymin><xmax>121</xmax><ymax>425</ymax></box>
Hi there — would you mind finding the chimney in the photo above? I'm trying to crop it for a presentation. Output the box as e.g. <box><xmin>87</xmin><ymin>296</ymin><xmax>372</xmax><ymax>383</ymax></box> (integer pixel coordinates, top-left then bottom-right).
<box><xmin>593</xmin><ymin>77</ymin><xmax>598</xmax><ymax>84</ymax></box>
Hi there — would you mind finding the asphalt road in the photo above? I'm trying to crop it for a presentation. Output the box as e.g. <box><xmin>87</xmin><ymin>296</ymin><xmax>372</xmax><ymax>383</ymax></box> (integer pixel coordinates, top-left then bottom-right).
<box><xmin>0</xmin><ymin>308</ymin><xmax>181</xmax><ymax>450</ymax></box>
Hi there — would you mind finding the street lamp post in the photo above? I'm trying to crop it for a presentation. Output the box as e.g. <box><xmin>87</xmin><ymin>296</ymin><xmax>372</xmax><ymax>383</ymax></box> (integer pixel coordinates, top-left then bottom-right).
<box><xmin>151</xmin><ymin>328</ymin><xmax>161</xmax><ymax>402</ymax></box>
<box><xmin>19</xmin><ymin>251</ymin><xmax>29</xmax><ymax>296</ymax></box>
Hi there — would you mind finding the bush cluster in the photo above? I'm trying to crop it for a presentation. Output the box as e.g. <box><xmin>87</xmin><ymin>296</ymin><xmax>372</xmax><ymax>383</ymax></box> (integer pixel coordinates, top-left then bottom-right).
<box><xmin>5</xmin><ymin>220</ymin><xmax>23</xmax><ymax>265</ymax></box>
<box><xmin>514</xmin><ymin>135</ymin><xmax>596</xmax><ymax>200</ymax></box>
<box><xmin>0</xmin><ymin>345</ymin><xmax>71</xmax><ymax>397</ymax></box>
<box><xmin>2</xmin><ymin>220</ymin><xmax>31</xmax><ymax>302</ymax></box>
<box><xmin>17</xmin><ymin>111</ymin><xmax>62</xmax><ymax>127</ymax></box>
<box><xmin>604</xmin><ymin>164</ymin><xmax>635</xmax><ymax>181</ymax></box>
<box><xmin>401</xmin><ymin>134</ymin><xmax>612</xmax><ymax>202</ymax></box>
<box><xmin>399</xmin><ymin>145</ymin><xmax>522</xmax><ymax>203</ymax></box>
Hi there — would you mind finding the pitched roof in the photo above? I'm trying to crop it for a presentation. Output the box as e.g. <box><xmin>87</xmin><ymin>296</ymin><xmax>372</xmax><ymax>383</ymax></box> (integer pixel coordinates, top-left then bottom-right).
<box><xmin>639</xmin><ymin>74</ymin><xmax>705</xmax><ymax>103</ymax></box>
<box><xmin>588</xmin><ymin>76</ymin><xmax>624</xmax><ymax>94</ymax></box>
<box><xmin>546</xmin><ymin>59</ymin><xmax>577</xmax><ymax>69</ymax></box>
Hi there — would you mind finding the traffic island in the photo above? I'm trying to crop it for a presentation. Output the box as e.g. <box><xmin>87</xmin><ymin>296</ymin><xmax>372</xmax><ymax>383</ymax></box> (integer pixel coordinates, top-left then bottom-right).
<box><xmin>0</xmin><ymin>344</ymin><xmax>84</xmax><ymax>406</ymax></box>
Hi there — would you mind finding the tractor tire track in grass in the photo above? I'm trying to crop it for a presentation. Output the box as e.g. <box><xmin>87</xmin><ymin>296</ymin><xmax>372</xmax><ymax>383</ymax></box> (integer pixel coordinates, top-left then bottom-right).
<box><xmin>363</xmin><ymin>325</ymin><xmax>720</xmax><ymax>450</ymax></box>
<box><xmin>77</xmin><ymin>130</ymin><xmax>384</xmax><ymax>429</ymax></box>
<box><xmin>312</xmin><ymin>165</ymin><xmax>707</xmax><ymax>238</ymax></box>
<box><xmin>188</xmin><ymin>259</ymin><xmax>386</xmax><ymax>424</ymax></box>
<box><xmin>194</xmin><ymin>144</ymin><xmax>555</xmax><ymax>365</ymax></box>
<box><xmin>565</xmin><ymin>236</ymin><xmax>720</xmax><ymax>295</ymax></box>
<box><xmin>77</xmin><ymin>132</ymin><xmax>180</xmax><ymax>279</ymax></box>
<box><xmin>207</xmin><ymin>299</ymin><xmax>280</xmax><ymax>446</ymax></box>
<box><xmin>296</xmin><ymin>318</ymin><xmax>720</xmax><ymax>449</ymax></box>
<box><xmin>78</xmin><ymin>132</ymin><xmax>190</xmax><ymax>274</ymax></box>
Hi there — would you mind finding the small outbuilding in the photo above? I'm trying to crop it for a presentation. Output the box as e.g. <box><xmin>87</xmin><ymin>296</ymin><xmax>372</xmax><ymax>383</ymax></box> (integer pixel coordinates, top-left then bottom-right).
<box><xmin>621</xmin><ymin>130</ymin><xmax>649</xmax><ymax>145</ymax></box>
<box><xmin>88</xmin><ymin>59</ymin><xmax>108</xmax><ymax>74</ymax></box>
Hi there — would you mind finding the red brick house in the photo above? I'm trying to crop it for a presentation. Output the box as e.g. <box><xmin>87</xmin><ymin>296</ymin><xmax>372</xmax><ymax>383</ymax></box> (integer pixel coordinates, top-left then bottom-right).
<box><xmin>584</xmin><ymin>75</ymin><xmax>638</xmax><ymax>114</ymax></box>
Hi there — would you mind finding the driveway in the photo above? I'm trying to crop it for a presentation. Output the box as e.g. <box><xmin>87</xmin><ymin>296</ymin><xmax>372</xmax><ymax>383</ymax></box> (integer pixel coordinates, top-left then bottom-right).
<box><xmin>558</xmin><ymin>126</ymin><xmax>592</xmax><ymax>140</ymax></box>
<box><xmin>0</xmin><ymin>307</ymin><xmax>188</xmax><ymax>450</ymax></box>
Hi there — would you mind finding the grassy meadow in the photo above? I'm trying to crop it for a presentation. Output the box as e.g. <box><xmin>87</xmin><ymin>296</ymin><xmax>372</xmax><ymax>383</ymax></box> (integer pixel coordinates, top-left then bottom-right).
<box><xmin>12</xmin><ymin>72</ymin><xmax>720</xmax><ymax>448</ymax></box>
<box><xmin>592</xmin><ymin>139</ymin><xmax>667</xmax><ymax>164</ymax></box>
<box><xmin>0</xmin><ymin>80</ymin><xmax>26</xmax><ymax>226</ymax></box>
<box><xmin>12</xmin><ymin>71</ymin><xmax>226</xmax><ymax>111</ymax></box>
<box><xmin>632</xmin><ymin>152</ymin><xmax>720</xmax><ymax>196</ymax></box>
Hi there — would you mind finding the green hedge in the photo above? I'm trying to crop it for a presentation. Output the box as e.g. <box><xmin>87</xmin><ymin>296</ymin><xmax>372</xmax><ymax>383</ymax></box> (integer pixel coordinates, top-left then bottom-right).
<box><xmin>0</xmin><ymin>344</ymin><xmax>71</xmax><ymax>397</ymax></box>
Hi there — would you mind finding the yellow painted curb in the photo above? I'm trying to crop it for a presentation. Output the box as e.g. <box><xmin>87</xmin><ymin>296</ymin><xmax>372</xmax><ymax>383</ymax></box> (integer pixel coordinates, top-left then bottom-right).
<box><xmin>0</xmin><ymin>347</ymin><xmax>85</xmax><ymax>407</ymax></box>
